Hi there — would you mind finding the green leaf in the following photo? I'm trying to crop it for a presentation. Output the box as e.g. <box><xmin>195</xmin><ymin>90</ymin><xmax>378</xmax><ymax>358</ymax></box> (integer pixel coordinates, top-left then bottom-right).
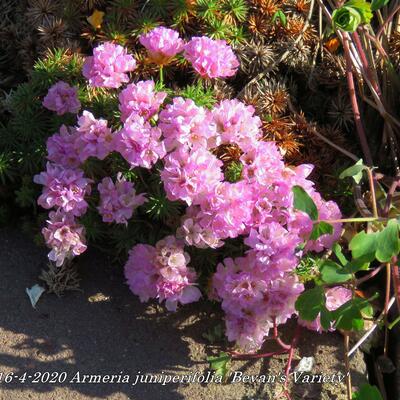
<box><xmin>207</xmin><ymin>352</ymin><xmax>231</xmax><ymax>378</ymax></box>
<box><xmin>349</xmin><ymin>231</ymin><xmax>378</xmax><ymax>261</ymax></box>
<box><xmin>375</xmin><ymin>219</ymin><xmax>400</xmax><ymax>262</ymax></box>
<box><xmin>342</xmin><ymin>256</ymin><xmax>371</xmax><ymax>274</ymax></box>
<box><xmin>320</xmin><ymin>308</ymin><xmax>333</xmax><ymax>330</ymax></box>
<box><xmin>295</xmin><ymin>286</ymin><xmax>326</xmax><ymax>321</ymax></box>
<box><xmin>370</xmin><ymin>0</ymin><xmax>389</xmax><ymax>11</ymax></box>
<box><xmin>292</xmin><ymin>186</ymin><xmax>318</xmax><ymax>221</ymax></box>
<box><xmin>339</xmin><ymin>159</ymin><xmax>367</xmax><ymax>184</ymax></box>
<box><xmin>310</xmin><ymin>221</ymin><xmax>333</xmax><ymax>240</ymax></box>
<box><xmin>333</xmin><ymin>296</ymin><xmax>376</xmax><ymax>331</ymax></box>
<box><xmin>333</xmin><ymin>243</ymin><xmax>348</xmax><ymax>266</ymax></box>
<box><xmin>320</xmin><ymin>260</ymin><xmax>352</xmax><ymax>284</ymax></box>
<box><xmin>352</xmin><ymin>384</ymin><xmax>383</xmax><ymax>400</ymax></box>
<box><xmin>272</xmin><ymin>10</ymin><xmax>287</xmax><ymax>27</ymax></box>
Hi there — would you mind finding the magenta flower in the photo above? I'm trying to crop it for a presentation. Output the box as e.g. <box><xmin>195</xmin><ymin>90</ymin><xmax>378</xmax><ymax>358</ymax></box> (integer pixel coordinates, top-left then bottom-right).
<box><xmin>160</xmin><ymin>146</ymin><xmax>223</xmax><ymax>206</ymax></box>
<box><xmin>46</xmin><ymin>125</ymin><xmax>80</xmax><ymax>168</ymax></box>
<box><xmin>97</xmin><ymin>175</ymin><xmax>147</xmax><ymax>224</ymax></box>
<box><xmin>184</xmin><ymin>36</ymin><xmax>239</xmax><ymax>79</ymax></box>
<box><xmin>124</xmin><ymin>236</ymin><xmax>201</xmax><ymax>311</ymax></box>
<box><xmin>159</xmin><ymin>97</ymin><xmax>216</xmax><ymax>151</ymax></box>
<box><xmin>75</xmin><ymin>111</ymin><xmax>113</xmax><ymax>162</ymax></box>
<box><xmin>113</xmin><ymin>115</ymin><xmax>166</xmax><ymax>169</ymax></box>
<box><xmin>82</xmin><ymin>42</ymin><xmax>136</xmax><ymax>88</ymax></box>
<box><xmin>34</xmin><ymin>163</ymin><xmax>92</xmax><ymax>217</ymax></box>
<box><xmin>139</xmin><ymin>27</ymin><xmax>184</xmax><ymax>65</ymax></box>
<box><xmin>42</xmin><ymin>81</ymin><xmax>81</xmax><ymax>115</ymax></box>
<box><xmin>119</xmin><ymin>80</ymin><xmax>167</xmax><ymax>122</ymax></box>
<box><xmin>42</xmin><ymin>210</ymin><xmax>87</xmax><ymax>266</ymax></box>
<box><xmin>211</xmin><ymin>99</ymin><xmax>261</xmax><ymax>151</ymax></box>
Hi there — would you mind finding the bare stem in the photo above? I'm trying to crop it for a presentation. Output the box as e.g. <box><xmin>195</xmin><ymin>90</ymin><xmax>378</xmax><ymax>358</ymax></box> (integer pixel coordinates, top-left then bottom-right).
<box><xmin>344</xmin><ymin>334</ymin><xmax>352</xmax><ymax>400</ymax></box>
<box><xmin>342</xmin><ymin>32</ymin><xmax>374</xmax><ymax>166</ymax></box>
<box><xmin>383</xmin><ymin>263</ymin><xmax>391</xmax><ymax>356</ymax></box>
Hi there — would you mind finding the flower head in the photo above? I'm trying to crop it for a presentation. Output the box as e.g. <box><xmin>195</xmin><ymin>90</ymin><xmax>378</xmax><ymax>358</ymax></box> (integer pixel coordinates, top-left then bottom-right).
<box><xmin>113</xmin><ymin>115</ymin><xmax>166</xmax><ymax>169</ymax></box>
<box><xmin>42</xmin><ymin>209</ymin><xmax>87</xmax><ymax>266</ymax></box>
<box><xmin>119</xmin><ymin>80</ymin><xmax>167</xmax><ymax>122</ymax></box>
<box><xmin>97</xmin><ymin>175</ymin><xmax>146</xmax><ymax>224</ymax></box>
<box><xmin>43</xmin><ymin>81</ymin><xmax>81</xmax><ymax>115</ymax></box>
<box><xmin>184</xmin><ymin>37</ymin><xmax>239</xmax><ymax>79</ymax></box>
<box><xmin>82</xmin><ymin>42</ymin><xmax>136</xmax><ymax>88</ymax></box>
<box><xmin>34</xmin><ymin>163</ymin><xmax>91</xmax><ymax>216</ymax></box>
<box><xmin>124</xmin><ymin>236</ymin><xmax>201</xmax><ymax>311</ymax></box>
<box><xmin>139</xmin><ymin>27</ymin><xmax>184</xmax><ymax>65</ymax></box>
<box><xmin>75</xmin><ymin>111</ymin><xmax>113</xmax><ymax>162</ymax></box>
<box><xmin>46</xmin><ymin>125</ymin><xmax>80</xmax><ymax>168</ymax></box>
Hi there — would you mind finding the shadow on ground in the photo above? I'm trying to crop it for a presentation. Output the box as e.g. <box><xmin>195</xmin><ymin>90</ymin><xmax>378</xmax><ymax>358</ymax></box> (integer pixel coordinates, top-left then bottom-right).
<box><xmin>0</xmin><ymin>228</ymin><xmax>368</xmax><ymax>400</ymax></box>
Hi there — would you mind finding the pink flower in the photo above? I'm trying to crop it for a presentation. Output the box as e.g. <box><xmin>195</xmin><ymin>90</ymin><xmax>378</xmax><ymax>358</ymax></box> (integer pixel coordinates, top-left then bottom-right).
<box><xmin>113</xmin><ymin>115</ymin><xmax>166</xmax><ymax>168</ymax></box>
<box><xmin>211</xmin><ymin>255</ymin><xmax>304</xmax><ymax>351</ymax></box>
<box><xmin>75</xmin><ymin>111</ymin><xmax>113</xmax><ymax>162</ymax></box>
<box><xmin>245</xmin><ymin>222</ymin><xmax>302</xmax><ymax>279</ymax></box>
<box><xmin>124</xmin><ymin>236</ymin><xmax>201</xmax><ymax>311</ymax></box>
<box><xmin>160</xmin><ymin>146</ymin><xmax>223</xmax><ymax>205</ymax></box>
<box><xmin>46</xmin><ymin>125</ymin><xmax>80</xmax><ymax>168</ymax></box>
<box><xmin>211</xmin><ymin>100</ymin><xmax>261</xmax><ymax>151</ymax></box>
<box><xmin>97</xmin><ymin>175</ymin><xmax>147</xmax><ymax>224</ymax></box>
<box><xmin>184</xmin><ymin>37</ymin><xmax>239</xmax><ymax>79</ymax></box>
<box><xmin>139</xmin><ymin>27</ymin><xmax>184</xmax><ymax>65</ymax></box>
<box><xmin>34</xmin><ymin>163</ymin><xmax>91</xmax><ymax>216</ymax></box>
<box><xmin>42</xmin><ymin>81</ymin><xmax>81</xmax><ymax>115</ymax></box>
<box><xmin>124</xmin><ymin>244</ymin><xmax>159</xmax><ymax>302</ymax></box>
<box><xmin>159</xmin><ymin>97</ymin><xmax>216</xmax><ymax>151</ymax></box>
<box><xmin>82</xmin><ymin>42</ymin><xmax>136</xmax><ymax>88</ymax></box>
<box><xmin>42</xmin><ymin>210</ymin><xmax>87</xmax><ymax>266</ymax></box>
<box><xmin>300</xmin><ymin>286</ymin><xmax>352</xmax><ymax>333</ymax></box>
<box><xmin>119</xmin><ymin>80</ymin><xmax>167</xmax><ymax>122</ymax></box>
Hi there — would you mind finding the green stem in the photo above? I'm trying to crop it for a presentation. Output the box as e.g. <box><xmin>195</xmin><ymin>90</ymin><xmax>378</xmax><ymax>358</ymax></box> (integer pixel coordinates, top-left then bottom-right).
<box><xmin>159</xmin><ymin>66</ymin><xmax>164</xmax><ymax>86</ymax></box>
<box><xmin>388</xmin><ymin>315</ymin><xmax>400</xmax><ymax>330</ymax></box>
<box><xmin>317</xmin><ymin>217</ymin><xmax>387</xmax><ymax>224</ymax></box>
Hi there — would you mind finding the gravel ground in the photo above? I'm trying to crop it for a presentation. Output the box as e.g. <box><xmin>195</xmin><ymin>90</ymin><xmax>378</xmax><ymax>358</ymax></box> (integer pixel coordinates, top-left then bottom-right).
<box><xmin>0</xmin><ymin>228</ymin><xmax>368</xmax><ymax>400</ymax></box>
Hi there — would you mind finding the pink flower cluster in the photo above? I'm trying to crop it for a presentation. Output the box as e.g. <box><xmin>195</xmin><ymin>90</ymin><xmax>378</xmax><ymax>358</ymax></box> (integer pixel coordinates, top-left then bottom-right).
<box><xmin>159</xmin><ymin>97</ymin><xmax>216</xmax><ymax>151</ymax></box>
<box><xmin>124</xmin><ymin>236</ymin><xmax>201</xmax><ymax>311</ymax></box>
<box><xmin>42</xmin><ymin>210</ymin><xmax>87</xmax><ymax>266</ymax></box>
<box><xmin>97</xmin><ymin>175</ymin><xmax>147</xmax><ymax>224</ymax></box>
<box><xmin>300</xmin><ymin>286</ymin><xmax>352</xmax><ymax>333</ymax></box>
<box><xmin>75</xmin><ymin>111</ymin><xmax>113</xmax><ymax>161</ymax></box>
<box><xmin>113</xmin><ymin>115</ymin><xmax>166</xmax><ymax>168</ymax></box>
<box><xmin>83</xmin><ymin>42</ymin><xmax>136</xmax><ymax>88</ymax></box>
<box><xmin>36</xmin><ymin>36</ymin><xmax>343</xmax><ymax>350</ymax></box>
<box><xmin>34</xmin><ymin>162</ymin><xmax>91</xmax><ymax>217</ymax></box>
<box><xmin>138</xmin><ymin>27</ymin><xmax>239</xmax><ymax>79</ymax></box>
<box><xmin>43</xmin><ymin>81</ymin><xmax>81</xmax><ymax>115</ymax></box>
<box><xmin>139</xmin><ymin>27</ymin><xmax>184</xmax><ymax>65</ymax></box>
<box><xmin>211</xmin><ymin>255</ymin><xmax>304</xmax><ymax>352</ymax></box>
<box><xmin>184</xmin><ymin>37</ymin><xmax>240</xmax><ymax>79</ymax></box>
<box><xmin>119</xmin><ymin>80</ymin><xmax>167</xmax><ymax>122</ymax></box>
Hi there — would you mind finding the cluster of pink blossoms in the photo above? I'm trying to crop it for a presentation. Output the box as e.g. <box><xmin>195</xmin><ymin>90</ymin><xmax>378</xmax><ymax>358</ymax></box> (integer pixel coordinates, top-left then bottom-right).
<box><xmin>138</xmin><ymin>27</ymin><xmax>239</xmax><ymax>79</ymax></box>
<box><xmin>184</xmin><ymin>36</ymin><xmax>240</xmax><ymax>79</ymax></box>
<box><xmin>124</xmin><ymin>236</ymin><xmax>201</xmax><ymax>311</ymax></box>
<box><xmin>35</xmin><ymin>36</ymin><xmax>345</xmax><ymax>352</ymax></box>
<box><xmin>211</xmin><ymin>254</ymin><xmax>304</xmax><ymax>352</ymax></box>
<box><xmin>42</xmin><ymin>210</ymin><xmax>87</xmax><ymax>267</ymax></box>
<box><xmin>97</xmin><ymin>175</ymin><xmax>147</xmax><ymax>224</ymax></box>
<box><xmin>119</xmin><ymin>80</ymin><xmax>167</xmax><ymax>122</ymax></box>
<box><xmin>34</xmin><ymin>163</ymin><xmax>91</xmax><ymax>217</ymax></box>
<box><xmin>83</xmin><ymin>42</ymin><xmax>136</xmax><ymax>88</ymax></box>
<box><xmin>139</xmin><ymin>27</ymin><xmax>184</xmax><ymax>65</ymax></box>
<box><xmin>42</xmin><ymin>81</ymin><xmax>81</xmax><ymax>116</ymax></box>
